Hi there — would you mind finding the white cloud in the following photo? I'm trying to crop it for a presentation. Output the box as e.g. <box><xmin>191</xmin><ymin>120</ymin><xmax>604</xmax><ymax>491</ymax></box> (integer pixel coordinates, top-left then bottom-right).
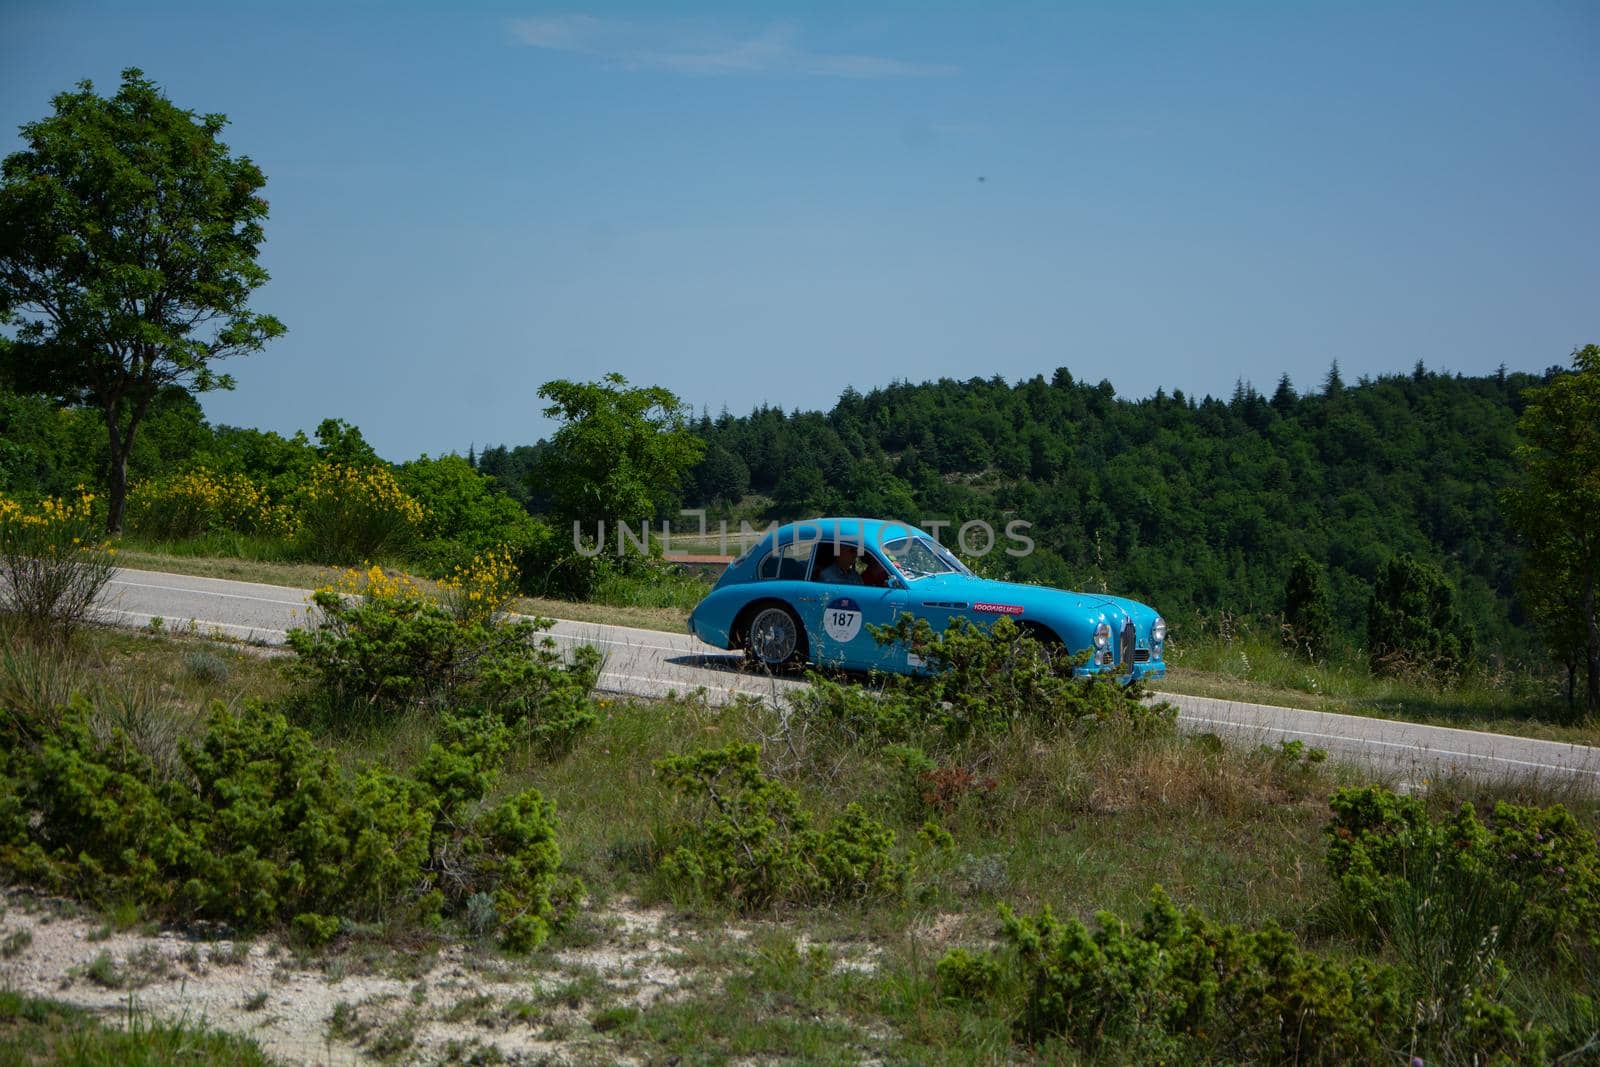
<box><xmin>507</xmin><ymin>16</ymin><xmax>956</xmax><ymax>79</ymax></box>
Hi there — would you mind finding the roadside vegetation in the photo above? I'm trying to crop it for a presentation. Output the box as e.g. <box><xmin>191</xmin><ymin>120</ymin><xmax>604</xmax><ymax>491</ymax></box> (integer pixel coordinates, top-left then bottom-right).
<box><xmin>3</xmin><ymin>572</ymin><xmax>1597</xmax><ymax>1061</ymax></box>
<box><xmin>0</xmin><ymin>990</ymin><xmax>278</xmax><ymax>1066</ymax></box>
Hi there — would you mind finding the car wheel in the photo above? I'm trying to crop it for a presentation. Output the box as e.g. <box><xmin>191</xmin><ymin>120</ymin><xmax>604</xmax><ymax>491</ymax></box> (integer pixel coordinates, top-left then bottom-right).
<box><xmin>746</xmin><ymin>604</ymin><xmax>804</xmax><ymax>669</ymax></box>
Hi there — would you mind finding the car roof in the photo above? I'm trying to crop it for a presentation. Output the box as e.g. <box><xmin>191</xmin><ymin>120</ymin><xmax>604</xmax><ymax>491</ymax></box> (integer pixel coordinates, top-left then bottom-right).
<box><xmin>761</xmin><ymin>517</ymin><xmax>929</xmax><ymax>551</ymax></box>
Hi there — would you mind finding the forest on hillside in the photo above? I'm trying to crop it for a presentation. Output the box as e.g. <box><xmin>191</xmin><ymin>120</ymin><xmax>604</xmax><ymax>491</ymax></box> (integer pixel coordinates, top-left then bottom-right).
<box><xmin>0</xmin><ymin>357</ymin><xmax>1577</xmax><ymax>665</ymax></box>
<box><xmin>475</xmin><ymin>363</ymin><xmax>1562</xmax><ymax>660</ymax></box>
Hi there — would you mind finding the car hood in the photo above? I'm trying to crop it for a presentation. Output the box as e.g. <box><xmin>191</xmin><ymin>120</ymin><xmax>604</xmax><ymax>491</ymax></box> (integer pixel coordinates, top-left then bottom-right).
<box><xmin>905</xmin><ymin>574</ymin><xmax>1158</xmax><ymax>625</ymax></box>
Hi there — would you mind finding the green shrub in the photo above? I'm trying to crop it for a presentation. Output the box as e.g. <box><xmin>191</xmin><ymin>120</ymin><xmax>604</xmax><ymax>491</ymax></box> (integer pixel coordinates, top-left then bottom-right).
<box><xmin>395</xmin><ymin>454</ymin><xmax>546</xmax><ymax>576</ymax></box>
<box><xmin>996</xmin><ymin>889</ymin><xmax>1402</xmax><ymax>1061</ymax></box>
<box><xmin>794</xmin><ymin>615</ymin><xmax>1173</xmax><ymax>751</ymax></box>
<box><xmin>1282</xmin><ymin>552</ymin><xmax>1334</xmax><ymax>659</ymax></box>
<box><xmin>287</xmin><ymin>577</ymin><xmax>600</xmax><ymax>746</ymax></box>
<box><xmin>0</xmin><ymin>700</ymin><xmax>566</xmax><ymax>951</ymax></box>
<box><xmin>1325</xmin><ymin>785</ymin><xmax>1599</xmax><ymax>956</ymax></box>
<box><xmin>654</xmin><ymin>743</ymin><xmax>904</xmax><ymax>911</ymax></box>
<box><xmin>935</xmin><ymin>947</ymin><xmax>1002</xmax><ymax>1003</ymax></box>
<box><xmin>1367</xmin><ymin>553</ymin><xmax>1476</xmax><ymax>678</ymax></box>
<box><xmin>517</xmin><ymin>520</ymin><xmax>610</xmax><ymax>600</ymax></box>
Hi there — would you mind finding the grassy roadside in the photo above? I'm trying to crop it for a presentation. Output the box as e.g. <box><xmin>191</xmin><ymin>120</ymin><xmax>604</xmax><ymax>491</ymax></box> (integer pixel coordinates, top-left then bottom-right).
<box><xmin>0</xmin><ymin>991</ymin><xmax>280</xmax><ymax>1066</ymax></box>
<box><xmin>110</xmin><ymin>550</ymin><xmax>1596</xmax><ymax>746</ymax></box>
<box><xmin>4</xmin><ymin>620</ymin><xmax>1595</xmax><ymax>1064</ymax></box>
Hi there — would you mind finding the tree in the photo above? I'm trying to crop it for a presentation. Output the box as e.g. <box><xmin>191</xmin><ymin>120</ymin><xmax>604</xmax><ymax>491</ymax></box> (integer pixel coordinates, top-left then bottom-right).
<box><xmin>532</xmin><ymin>373</ymin><xmax>703</xmax><ymax>528</ymax></box>
<box><xmin>313</xmin><ymin>417</ymin><xmax>379</xmax><ymax>467</ymax></box>
<box><xmin>1504</xmin><ymin>344</ymin><xmax>1600</xmax><ymax>716</ymax></box>
<box><xmin>1282</xmin><ymin>553</ymin><xmax>1333</xmax><ymax>659</ymax></box>
<box><xmin>0</xmin><ymin>69</ymin><xmax>284</xmax><ymax>531</ymax></box>
<box><xmin>1367</xmin><ymin>553</ymin><xmax>1475</xmax><ymax>678</ymax></box>
<box><xmin>693</xmin><ymin>443</ymin><xmax>750</xmax><ymax>509</ymax></box>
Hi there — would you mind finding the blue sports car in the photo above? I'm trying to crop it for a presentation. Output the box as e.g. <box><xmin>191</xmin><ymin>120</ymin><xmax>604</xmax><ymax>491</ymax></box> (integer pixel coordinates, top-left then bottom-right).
<box><xmin>687</xmin><ymin>517</ymin><xmax>1167</xmax><ymax>680</ymax></box>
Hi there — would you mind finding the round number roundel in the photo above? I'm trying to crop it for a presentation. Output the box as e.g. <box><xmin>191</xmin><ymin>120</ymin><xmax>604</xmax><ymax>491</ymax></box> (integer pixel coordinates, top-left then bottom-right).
<box><xmin>823</xmin><ymin>597</ymin><xmax>863</xmax><ymax>643</ymax></box>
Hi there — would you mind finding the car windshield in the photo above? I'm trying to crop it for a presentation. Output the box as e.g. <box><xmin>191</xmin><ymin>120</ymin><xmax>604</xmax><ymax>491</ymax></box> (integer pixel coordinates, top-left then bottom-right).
<box><xmin>879</xmin><ymin>535</ymin><xmax>971</xmax><ymax>580</ymax></box>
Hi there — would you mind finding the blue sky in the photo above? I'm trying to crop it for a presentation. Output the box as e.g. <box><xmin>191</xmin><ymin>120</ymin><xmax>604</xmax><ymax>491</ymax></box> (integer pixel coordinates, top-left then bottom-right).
<box><xmin>2</xmin><ymin>2</ymin><xmax>1596</xmax><ymax>461</ymax></box>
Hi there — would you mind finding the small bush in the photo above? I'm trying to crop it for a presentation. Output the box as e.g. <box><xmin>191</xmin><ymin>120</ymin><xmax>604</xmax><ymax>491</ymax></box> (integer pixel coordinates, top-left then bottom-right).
<box><xmin>935</xmin><ymin>947</ymin><xmax>1001</xmax><ymax>1003</ymax></box>
<box><xmin>1367</xmin><ymin>553</ymin><xmax>1475</xmax><ymax>679</ymax></box>
<box><xmin>0</xmin><ymin>699</ymin><xmax>566</xmax><ymax>951</ymax></box>
<box><xmin>654</xmin><ymin>742</ymin><xmax>904</xmax><ymax>911</ymax></box>
<box><xmin>395</xmin><ymin>453</ymin><xmax>546</xmax><ymax>576</ymax></box>
<box><xmin>1281</xmin><ymin>553</ymin><xmax>1334</xmax><ymax>660</ymax></box>
<box><xmin>795</xmin><ymin>615</ymin><xmax>1174</xmax><ymax>751</ymax></box>
<box><xmin>183</xmin><ymin>649</ymin><xmax>231</xmax><ymax>685</ymax></box>
<box><xmin>292</xmin><ymin>463</ymin><xmax>426</xmax><ymax>564</ymax></box>
<box><xmin>287</xmin><ymin>565</ymin><xmax>600</xmax><ymax>746</ymax></box>
<box><xmin>990</xmin><ymin>889</ymin><xmax>1402</xmax><ymax>1062</ymax></box>
<box><xmin>1325</xmin><ymin>785</ymin><xmax>1599</xmax><ymax>956</ymax></box>
<box><xmin>437</xmin><ymin>545</ymin><xmax>520</xmax><ymax>624</ymax></box>
<box><xmin>0</xmin><ymin>491</ymin><xmax>116</xmax><ymax>641</ymax></box>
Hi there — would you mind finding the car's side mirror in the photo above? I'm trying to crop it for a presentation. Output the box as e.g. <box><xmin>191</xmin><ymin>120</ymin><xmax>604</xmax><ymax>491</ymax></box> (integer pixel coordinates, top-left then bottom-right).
<box><xmin>886</xmin><ymin>575</ymin><xmax>905</xmax><ymax>590</ymax></box>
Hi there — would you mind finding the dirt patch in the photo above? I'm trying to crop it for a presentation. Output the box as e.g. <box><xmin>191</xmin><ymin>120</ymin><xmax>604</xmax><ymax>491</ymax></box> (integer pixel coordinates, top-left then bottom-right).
<box><xmin>0</xmin><ymin>892</ymin><xmax>726</xmax><ymax>1064</ymax></box>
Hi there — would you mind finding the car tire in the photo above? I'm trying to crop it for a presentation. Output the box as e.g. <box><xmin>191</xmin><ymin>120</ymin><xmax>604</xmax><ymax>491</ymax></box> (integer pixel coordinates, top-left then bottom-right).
<box><xmin>743</xmin><ymin>603</ymin><xmax>806</xmax><ymax>670</ymax></box>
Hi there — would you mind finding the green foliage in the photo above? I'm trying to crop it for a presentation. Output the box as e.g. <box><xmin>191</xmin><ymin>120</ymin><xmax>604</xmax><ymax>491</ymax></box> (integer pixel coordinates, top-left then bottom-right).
<box><xmin>988</xmin><ymin>888</ymin><xmax>1402</xmax><ymax>1063</ymax></box>
<box><xmin>396</xmin><ymin>453</ymin><xmax>546</xmax><ymax>575</ymax></box>
<box><xmin>0</xmin><ymin>390</ymin><xmax>101</xmax><ymax>498</ymax></box>
<box><xmin>675</xmin><ymin>365</ymin><xmax>1558</xmax><ymax>662</ymax></box>
<box><xmin>1367</xmin><ymin>552</ymin><xmax>1476</xmax><ymax>678</ymax></box>
<box><xmin>935</xmin><ymin>947</ymin><xmax>1002</xmax><ymax>1003</ymax></box>
<box><xmin>1283</xmin><ymin>552</ymin><xmax>1334</xmax><ymax>659</ymax></box>
<box><xmin>0</xmin><ymin>68</ymin><xmax>285</xmax><ymax>531</ymax></box>
<box><xmin>1504</xmin><ymin>344</ymin><xmax>1600</xmax><ymax>715</ymax></box>
<box><xmin>654</xmin><ymin>743</ymin><xmax>904</xmax><ymax>911</ymax></box>
<box><xmin>1325</xmin><ymin>785</ymin><xmax>1599</xmax><ymax>957</ymax></box>
<box><xmin>794</xmin><ymin>614</ymin><xmax>1173</xmax><ymax>752</ymax></box>
<box><xmin>0</xmin><ymin>698</ymin><xmax>565</xmax><ymax>950</ymax></box>
<box><xmin>534</xmin><ymin>373</ymin><xmax>704</xmax><ymax>526</ymax></box>
<box><xmin>0</xmin><ymin>991</ymin><xmax>280</xmax><ymax>1066</ymax></box>
<box><xmin>287</xmin><ymin>585</ymin><xmax>600</xmax><ymax>746</ymax></box>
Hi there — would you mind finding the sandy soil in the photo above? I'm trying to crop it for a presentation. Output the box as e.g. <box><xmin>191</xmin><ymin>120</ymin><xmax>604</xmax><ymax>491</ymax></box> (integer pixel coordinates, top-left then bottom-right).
<box><xmin>0</xmin><ymin>891</ymin><xmax>728</xmax><ymax>1065</ymax></box>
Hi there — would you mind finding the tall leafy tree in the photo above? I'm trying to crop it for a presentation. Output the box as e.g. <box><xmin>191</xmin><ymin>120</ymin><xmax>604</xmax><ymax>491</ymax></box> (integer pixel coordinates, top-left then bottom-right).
<box><xmin>533</xmin><ymin>373</ymin><xmax>703</xmax><ymax>529</ymax></box>
<box><xmin>0</xmin><ymin>69</ymin><xmax>284</xmax><ymax>530</ymax></box>
<box><xmin>1504</xmin><ymin>344</ymin><xmax>1600</xmax><ymax>715</ymax></box>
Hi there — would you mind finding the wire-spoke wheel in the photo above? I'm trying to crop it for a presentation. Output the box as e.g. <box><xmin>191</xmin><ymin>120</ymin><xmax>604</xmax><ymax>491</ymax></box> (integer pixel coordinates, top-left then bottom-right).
<box><xmin>746</xmin><ymin>605</ymin><xmax>802</xmax><ymax>668</ymax></box>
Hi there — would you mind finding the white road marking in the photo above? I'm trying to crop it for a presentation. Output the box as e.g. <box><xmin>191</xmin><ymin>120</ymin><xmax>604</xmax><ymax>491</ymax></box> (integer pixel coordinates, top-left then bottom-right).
<box><xmin>1178</xmin><ymin>714</ymin><xmax>1600</xmax><ymax>779</ymax></box>
<box><xmin>109</xmin><ymin>578</ymin><xmax>308</xmax><ymax>608</ymax></box>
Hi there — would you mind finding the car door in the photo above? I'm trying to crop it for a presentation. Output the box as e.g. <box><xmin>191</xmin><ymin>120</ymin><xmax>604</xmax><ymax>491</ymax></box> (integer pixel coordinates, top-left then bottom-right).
<box><xmin>799</xmin><ymin>557</ymin><xmax>907</xmax><ymax>670</ymax></box>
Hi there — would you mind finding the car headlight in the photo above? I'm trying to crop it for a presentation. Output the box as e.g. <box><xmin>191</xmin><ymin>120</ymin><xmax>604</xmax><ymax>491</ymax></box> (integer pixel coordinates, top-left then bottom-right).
<box><xmin>1152</xmin><ymin>617</ymin><xmax>1167</xmax><ymax>644</ymax></box>
<box><xmin>1093</xmin><ymin>622</ymin><xmax>1111</xmax><ymax>649</ymax></box>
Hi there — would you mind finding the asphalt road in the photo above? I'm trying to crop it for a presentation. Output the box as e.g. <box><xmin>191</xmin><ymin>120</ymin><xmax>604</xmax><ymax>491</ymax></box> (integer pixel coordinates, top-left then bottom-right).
<box><xmin>98</xmin><ymin>566</ymin><xmax>1600</xmax><ymax>792</ymax></box>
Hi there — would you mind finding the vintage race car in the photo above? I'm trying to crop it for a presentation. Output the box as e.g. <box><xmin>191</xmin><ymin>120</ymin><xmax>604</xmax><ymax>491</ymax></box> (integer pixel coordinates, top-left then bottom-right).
<box><xmin>687</xmin><ymin>517</ymin><xmax>1166</xmax><ymax>680</ymax></box>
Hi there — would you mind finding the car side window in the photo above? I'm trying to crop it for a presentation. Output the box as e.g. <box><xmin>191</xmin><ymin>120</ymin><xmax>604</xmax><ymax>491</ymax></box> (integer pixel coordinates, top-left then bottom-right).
<box><xmin>757</xmin><ymin>540</ymin><xmax>815</xmax><ymax>581</ymax></box>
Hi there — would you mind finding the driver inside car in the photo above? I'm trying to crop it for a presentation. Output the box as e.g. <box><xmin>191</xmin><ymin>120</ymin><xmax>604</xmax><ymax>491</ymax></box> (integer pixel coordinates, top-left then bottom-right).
<box><xmin>817</xmin><ymin>542</ymin><xmax>863</xmax><ymax>584</ymax></box>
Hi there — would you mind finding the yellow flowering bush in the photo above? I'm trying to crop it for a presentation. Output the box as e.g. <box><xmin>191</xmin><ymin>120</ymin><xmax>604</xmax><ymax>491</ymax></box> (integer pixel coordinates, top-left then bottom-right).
<box><xmin>294</xmin><ymin>463</ymin><xmax>427</xmax><ymax>564</ymax></box>
<box><xmin>0</xmin><ymin>489</ymin><xmax>117</xmax><ymax>640</ymax></box>
<box><xmin>319</xmin><ymin>563</ymin><xmax>424</xmax><ymax>604</ymax></box>
<box><xmin>126</xmin><ymin>467</ymin><xmax>296</xmax><ymax>540</ymax></box>
<box><xmin>438</xmin><ymin>545</ymin><xmax>520</xmax><ymax>624</ymax></box>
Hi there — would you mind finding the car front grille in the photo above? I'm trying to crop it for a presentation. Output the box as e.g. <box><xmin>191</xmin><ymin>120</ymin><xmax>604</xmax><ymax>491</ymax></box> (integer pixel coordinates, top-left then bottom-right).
<box><xmin>1120</xmin><ymin>619</ymin><xmax>1136</xmax><ymax>666</ymax></box>
<box><xmin>1132</xmin><ymin>648</ymin><xmax>1151</xmax><ymax>663</ymax></box>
